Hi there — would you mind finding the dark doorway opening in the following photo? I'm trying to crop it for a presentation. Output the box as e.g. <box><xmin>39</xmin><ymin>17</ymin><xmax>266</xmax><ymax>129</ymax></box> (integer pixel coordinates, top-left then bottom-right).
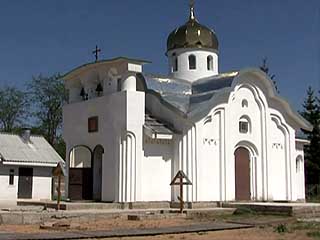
<box><xmin>18</xmin><ymin>168</ymin><xmax>33</xmax><ymax>199</ymax></box>
<box><xmin>235</xmin><ymin>147</ymin><xmax>251</xmax><ymax>201</ymax></box>
<box><xmin>93</xmin><ymin>145</ymin><xmax>104</xmax><ymax>201</ymax></box>
<box><xmin>69</xmin><ymin>146</ymin><xmax>93</xmax><ymax>200</ymax></box>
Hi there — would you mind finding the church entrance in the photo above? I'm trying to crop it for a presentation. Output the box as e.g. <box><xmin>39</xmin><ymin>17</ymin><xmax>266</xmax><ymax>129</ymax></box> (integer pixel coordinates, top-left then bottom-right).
<box><xmin>69</xmin><ymin>146</ymin><xmax>93</xmax><ymax>200</ymax></box>
<box><xmin>92</xmin><ymin>145</ymin><xmax>104</xmax><ymax>201</ymax></box>
<box><xmin>235</xmin><ymin>147</ymin><xmax>251</xmax><ymax>201</ymax></box>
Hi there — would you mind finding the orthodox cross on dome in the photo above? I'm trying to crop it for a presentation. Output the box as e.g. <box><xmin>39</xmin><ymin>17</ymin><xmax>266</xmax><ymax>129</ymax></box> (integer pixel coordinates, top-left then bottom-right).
<box><xmin>189</xmin><ymin>0</ymin><xmax>195</xmax><ymax>20</ymax></box>
<box><xmin>92</xmin><ymin>45</ymin><xmax>101</xmax><ymax>62</ymax></box>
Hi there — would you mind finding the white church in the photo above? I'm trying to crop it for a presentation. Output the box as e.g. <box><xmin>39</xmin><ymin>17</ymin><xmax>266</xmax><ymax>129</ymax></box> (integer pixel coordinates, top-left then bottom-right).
<box><xmin>62</xmin><ymin>3</ymin><xmax>311</xmax><ymax>203</ymax></box>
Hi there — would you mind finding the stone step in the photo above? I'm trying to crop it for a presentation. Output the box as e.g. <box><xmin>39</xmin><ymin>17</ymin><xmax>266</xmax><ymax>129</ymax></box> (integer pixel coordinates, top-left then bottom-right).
<box><xmin>170</xmin><ymin>201</ymin><xmax>219</xmax><ymax>209</ymax></box>
<box><xmin>222</xmin><ymin>202</ymin><xmax>320</xmax><ymax>218</ymax></box>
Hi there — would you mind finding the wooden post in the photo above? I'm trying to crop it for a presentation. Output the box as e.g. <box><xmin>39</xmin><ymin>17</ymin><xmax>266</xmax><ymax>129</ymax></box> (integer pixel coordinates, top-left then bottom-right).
<box><xmin>170</xmin><ymin>170</ymin><xmax>192</xmax><ymax>214</ymax></box>
<box><xmin>179</xmin><ymin>175</ymin><xmax>183</xmax><ymax>213</ymax></box>
<box><xmin>57</xmin><ymin>174</ymin><xmax>61</xmax><ymax>210</ymax></box>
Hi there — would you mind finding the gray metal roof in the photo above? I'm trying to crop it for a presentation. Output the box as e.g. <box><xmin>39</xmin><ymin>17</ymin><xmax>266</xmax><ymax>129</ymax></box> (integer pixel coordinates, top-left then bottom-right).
<box><xmin>0</xmin><ymin>133</ymin><xmax>63</xmax><ymax>166</ymax></box>
<box><xmin>138</xmin><ymin>72</ymin><xmax>238</xmax><ymax>113</ymax></box>
<box><xmin>144</xmin><ymin>114</ymin><xmax>177</xmax><ymax>136</ymax></box>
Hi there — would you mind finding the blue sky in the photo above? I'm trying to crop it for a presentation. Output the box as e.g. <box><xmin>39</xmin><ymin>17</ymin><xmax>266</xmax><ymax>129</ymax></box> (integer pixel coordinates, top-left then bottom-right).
<box><xmin>0</xmin><ymin>0</ymin><xmax>319</xmax><ymax>110</ymax></box>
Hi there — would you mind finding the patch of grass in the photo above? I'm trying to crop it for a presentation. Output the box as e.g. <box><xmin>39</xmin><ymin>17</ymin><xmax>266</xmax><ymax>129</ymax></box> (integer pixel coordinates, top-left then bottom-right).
<box><xmin>291</xmin><ymin>222</ymin><xmax>320</xmax><ymax>231</ymax></box>
<box><xmin>307</xmin><ymin>231</ymin><xmax>320</xmax><ymax>239</ymax></box>
<box><xmin>274</xmin><ymin>224</ymin><xmax>288</xmax><ymax>234</ymax></box>
<box><xmin>234</xmin><ymin>206</ymin><xmax>257</xmax><ymax>215</ymax></box>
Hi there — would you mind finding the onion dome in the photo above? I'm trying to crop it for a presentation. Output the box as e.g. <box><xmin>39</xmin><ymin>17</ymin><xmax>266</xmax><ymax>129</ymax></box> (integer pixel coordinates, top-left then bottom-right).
<box><xmin>167</xmin><ymin>3</ymin><xmax>219</xmax><ymax>53</ymax></box>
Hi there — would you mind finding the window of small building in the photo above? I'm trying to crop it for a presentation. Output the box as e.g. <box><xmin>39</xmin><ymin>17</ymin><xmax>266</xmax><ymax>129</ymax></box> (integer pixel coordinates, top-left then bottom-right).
<box><xmin>239</xmin><ymin>116</ymin><xmax>251</xmax><ymax>134</ymax></box>
<box><xmin>207</xmin><ymin>56</ymin><xmax>213</xmax><ymax>71</ymax></box>
<box><xmin>189</xmin><ymin>55</ymin><xmax>196</xmax><ymax>70</ymax></box>
<box><xmin>9</xmin><ymin>169</ymin><xmax>14</xmax><ymax>185</ymax></box>
<box><xmin>172</xmin><ymin>53</ymin><xmax>178</xmax><ymax>72</ymax></box>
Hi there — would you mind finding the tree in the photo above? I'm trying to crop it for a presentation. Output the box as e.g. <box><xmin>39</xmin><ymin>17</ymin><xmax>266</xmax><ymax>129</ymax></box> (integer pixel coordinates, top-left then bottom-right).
<box><xmin>0</xmin><ymin>87</ymin><xmax>28</xmax><ymax>132</ymax></box>
<box><xmin>28</xmin><ymin>74</ymin><xmax>68</xmax><ymax>146</ymax></box>
<box><xmin>259</xmin><ymin>57</ymin><xmax>279</xmax><ymax>93</ymax></box>
<box><xmin>300</xmin><ymin>87</ymin><xmax>320</xmax><ymax>184</ymax></box>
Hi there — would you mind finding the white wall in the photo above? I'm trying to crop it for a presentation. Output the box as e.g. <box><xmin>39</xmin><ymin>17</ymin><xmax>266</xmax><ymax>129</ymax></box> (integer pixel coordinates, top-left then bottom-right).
<box><xmin>197</xmin><ymin>113</ymin><xmax>221</xmax><ymax>201</ymax></box>
<box><xmin>168</xmin><ymin>48</ymin><xmax>218</xmax><ymax>82</ymax></box>
<box><xmin>32</xmin><ymin>167</ymin><xmax>53</xmax><ymax>200</ymax></box>
<box><xmin>141</xmin><ymin>137</ymin><xmax>173</xmax><ymax>201</ymax></box>
<box><xmin>0</xmin><ymin>164</ymin><xmax>18</xmax><ymax>200</ymax></box>
<box><xmin>0</xmin><ymin>164</ymin><xmax>53</xmax><ymax>200</ymax></box>
<box><xmin>295</xmin><ymin>142</ymin><xmax>306</xmax><ymax>200</ymax></box>
<box><xmin>63</xmin><ymin>83</ymin><xmax>145</xmax><ymax>202</ymax></box>
<box><xmin>224</xmin><ymin>85</ymin><xmax>263</xmax><ymax>201</ymax></box>
<box><xmin>268</xmin><ymin>119</ymin><xmax>287</xmax><ymax>200</ymax></box>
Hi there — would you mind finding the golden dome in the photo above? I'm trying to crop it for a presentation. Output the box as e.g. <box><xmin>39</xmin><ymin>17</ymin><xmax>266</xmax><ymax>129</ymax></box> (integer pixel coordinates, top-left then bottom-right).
<box><xmin>167</xmin><ymin>4</ymin><xmax>219</xmax><ymax>53</ymax></box>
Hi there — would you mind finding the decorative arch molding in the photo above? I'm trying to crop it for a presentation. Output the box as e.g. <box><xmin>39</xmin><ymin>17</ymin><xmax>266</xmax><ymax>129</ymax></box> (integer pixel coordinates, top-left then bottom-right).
<box><xmin>235</xmin><ymin>140</ymin><xmax>259</xmax><ymax>157</ymax></box>
<box><xmin>200</xmin><ymin>108</ymin><xmax>226</xmax><ymax>201</ymax></box>
<box><xmin>68</xmin><ymin>145</ymin><xmax>93</xmax><ymax>169</ymax></box>
<box><xmin>270</xmin><ymin>114</ymin><xmax>292</xmax><ymax>200</ymax></box>
<box><xmin>232</xmin><ymin>83</ymin><xmax>268</xmax><ymax>112</ymax></box>
<box><xmin>232</xmin><ymin>69</ymin><xmax>312</xmax><ymax>131</ymax></box>
<box><xmin>68</xmin><ymin>145</ymin><xmax>93</xmax><ymax>155</ymax></box>
<box><xmin>239</xmin><ymin>115</ymin><xmax>252</xmax><ymax>134</ymax></box>
<box><xmin>203</xmin><ymin>115</ymin><xmax>212</xmax><ymax>125</ymax></box>
<box><xmin>234</xmin><ymin>140</ymin><xmax>258</xmax><ymax>200</ymax></box>
<box><xmin>93</xmin><ymin>145</ymin><xmax>105</xmax><ymax>154</ymax></box>
<box><xmin>119</xmin><ymin>131</ymin><xmax>137</xmax><ymax>203</ymax></box>
<box><xmin>232</xmin><ymin>83</ymin><xmax>269</xmax><ymax>199</ymax></box>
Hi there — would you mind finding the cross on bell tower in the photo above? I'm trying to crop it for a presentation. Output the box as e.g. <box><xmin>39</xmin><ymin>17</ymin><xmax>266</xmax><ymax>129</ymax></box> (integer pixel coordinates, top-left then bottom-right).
<box><xmin>92</xmin><ymin>45</ymin><xmax>101</xmax><ymax>62</ymax></box>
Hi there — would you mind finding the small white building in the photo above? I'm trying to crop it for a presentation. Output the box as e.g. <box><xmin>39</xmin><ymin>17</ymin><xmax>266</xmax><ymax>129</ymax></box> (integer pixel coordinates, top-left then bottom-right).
<box><xmin>63</xmin><ymin>4</ymin><xmax>311</xmax><ymax>202</ymax></box>
<box><xmin>0</xmin><ymin>131</ymin><xmax>63</xmax><ymax>200</ymax></box>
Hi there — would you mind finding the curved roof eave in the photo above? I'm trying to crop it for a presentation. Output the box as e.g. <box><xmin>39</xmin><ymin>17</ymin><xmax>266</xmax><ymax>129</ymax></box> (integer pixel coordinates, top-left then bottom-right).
<box><xmin>188</xmin><ymin>68</ymin><xmax>312</xmax><ymax>131</ymax></box>
<box><xmin>138</xmin><ymin>69</ymin><xmax>312</xmax><ymax>132</ymax></box>
<box><xmin>62</xmin><ymin>57</ymin><xmax>151</xmax><ymax>81</ymax></box>
<box><xmin>232</xmin><ymin>68</ymin><xmax>313</xmax><ymax>131</ymax></box>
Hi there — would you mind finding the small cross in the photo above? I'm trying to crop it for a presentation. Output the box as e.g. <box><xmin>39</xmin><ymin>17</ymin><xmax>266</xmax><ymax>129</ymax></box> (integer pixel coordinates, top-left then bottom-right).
<box><xmin>189</xmin><ymin>0</ymin><xmax>195</xmax><ymax>20</ymax></box>
<box><xmin>92</xmin><ymin>45</ymin><xmax>101</xmax><ymax>62</ymax></box>
<box><xmin>189</xmin><ymin>0</ymin><xmax>195</xmax><ymax>8</ymax></box>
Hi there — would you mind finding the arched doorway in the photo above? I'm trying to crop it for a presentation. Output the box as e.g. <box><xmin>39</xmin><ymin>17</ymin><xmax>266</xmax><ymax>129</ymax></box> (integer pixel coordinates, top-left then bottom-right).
<box><xmin>69</xmin><ymin>146</ymin><xmax>92</xmax><ymax>200</ymax></box>
<box><xmin>93</xmin><ymin>145</ymin><xmax>104</xmax><ymax>201</ymax></box>
<box><xmin>235</xmin><ymin>147</ymin><xmax>251</xmax><ymax>201</ymax></box>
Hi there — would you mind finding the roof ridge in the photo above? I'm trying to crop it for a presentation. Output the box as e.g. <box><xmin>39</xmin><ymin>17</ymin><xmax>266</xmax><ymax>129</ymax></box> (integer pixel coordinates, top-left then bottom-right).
<box><xmin>0</xmin><ymin>132</ymin><xmax>45</xmax><ymax>138</ymax></box>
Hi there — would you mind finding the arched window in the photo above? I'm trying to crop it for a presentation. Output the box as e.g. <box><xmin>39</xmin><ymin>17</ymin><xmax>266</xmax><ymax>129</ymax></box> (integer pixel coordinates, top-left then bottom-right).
<box><xmin>296</xmin><ymin>156</ymin><xmax>303</xmax><ymax>173</ymax></box>
<box><xmin>207</xmin><ymin>55</ymin><xmax>213</xmax><ymax>71</ymax></box>
<box><xmin>172</xmin><ymin>53</ymin><xmax>178</xmax><ymax>72</ymax></box>
<box><xmin>239</xmin><ymin>116</ymin><xmax>251</xmax><ymax>134</ymax></box>
<box><xmin>242</xmin><ymin>99</ymin><xmax>248</xmax><ymax>108</ymax></box>
<box><xmin>189</xmin><ymin>55</ymin><xmax>196</xmax><ymax>70</ymax></box>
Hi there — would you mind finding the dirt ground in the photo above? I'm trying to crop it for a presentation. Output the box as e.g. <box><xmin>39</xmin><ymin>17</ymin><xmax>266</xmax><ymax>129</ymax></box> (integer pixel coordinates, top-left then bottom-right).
<box><xmin>0</xmin><ymin>218</ymin><xmax>201</xmax><ymax>234</ymax></box>
<box><xmin>0</xmin><ymin>215</ymin><xmax>320</xmax><ymax>240</ymax></box>
<box><xmin>96</xmin><ymin>227</ymin><xmax>314</xmax><ymax>240</ymax></box>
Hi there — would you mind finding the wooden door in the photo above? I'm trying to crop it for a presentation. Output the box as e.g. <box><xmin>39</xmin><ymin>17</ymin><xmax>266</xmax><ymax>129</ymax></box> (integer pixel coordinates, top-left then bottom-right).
<box><xmin>69</xmin><ymin>168</ymin><xmax>92</xmax><ymax>200</ymax></box>
<box><xmin>18</xmin><ymin>168</ymin><xmax>33</xmax><ymax>199</ymax></box>
<box><xmin>235</xmin><ymin>147</ymin><xmax>250</xmax><ymax>201</ymax></box>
